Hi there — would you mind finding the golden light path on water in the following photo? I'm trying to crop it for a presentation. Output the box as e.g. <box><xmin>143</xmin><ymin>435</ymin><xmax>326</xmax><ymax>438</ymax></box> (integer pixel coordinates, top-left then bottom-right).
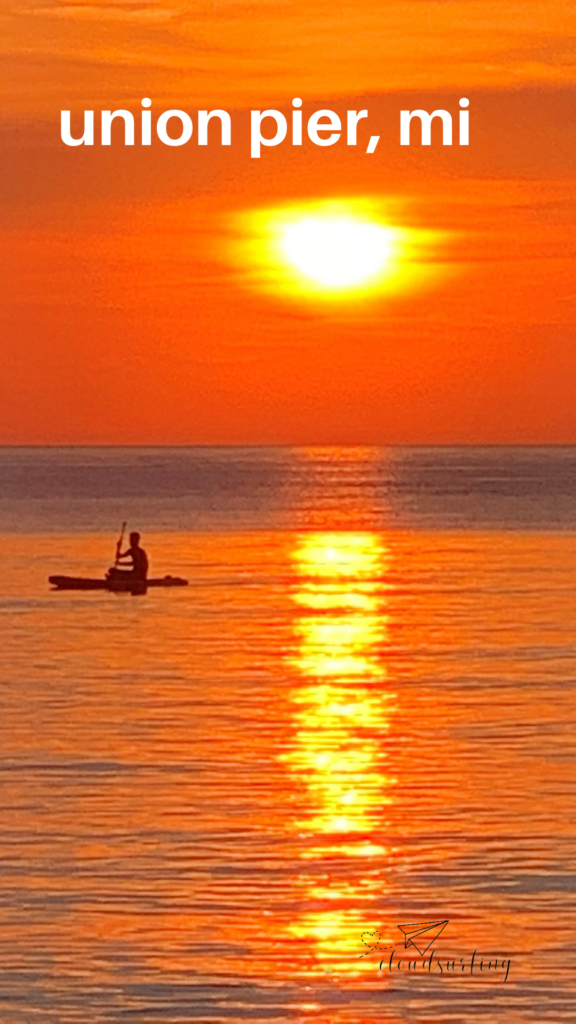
<box><xmin>280</xmin><ymin>532</ymin><xmax>397</xmax><ymax>977</ymax></box>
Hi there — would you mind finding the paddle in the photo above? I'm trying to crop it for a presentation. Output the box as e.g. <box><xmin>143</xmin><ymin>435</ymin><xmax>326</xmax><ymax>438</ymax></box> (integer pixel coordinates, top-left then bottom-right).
<box><xmin>114</xmin><ymin>521</ymin><xmax>127</xmax><ymax>567</ymax></box>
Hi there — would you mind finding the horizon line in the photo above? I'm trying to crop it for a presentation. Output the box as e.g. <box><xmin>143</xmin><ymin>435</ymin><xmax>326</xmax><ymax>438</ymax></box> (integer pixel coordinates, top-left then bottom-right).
<box><xmin>1</xmin><ymin>442</ymin><xmax>576</xmax><ymax>451</ymax></box>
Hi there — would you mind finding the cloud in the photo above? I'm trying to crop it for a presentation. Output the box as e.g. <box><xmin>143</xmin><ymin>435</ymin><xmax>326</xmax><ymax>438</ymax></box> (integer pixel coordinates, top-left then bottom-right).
<box><xmin>25</xmin><ymin>1</ymin><xmax>180</xmax><ymax>24</ymax></box>
<box><xmin>4</xmin><ymin>0</ymin><xmax>576</xmax><ymax>114</ymax></box>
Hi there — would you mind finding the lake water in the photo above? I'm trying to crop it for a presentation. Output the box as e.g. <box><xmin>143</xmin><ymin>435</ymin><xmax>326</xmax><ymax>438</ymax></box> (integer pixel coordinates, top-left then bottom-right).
<box><xmin>1</xmin><ymin>446</ymin><xmax>575</xmax><ymax>1023</ymax></box>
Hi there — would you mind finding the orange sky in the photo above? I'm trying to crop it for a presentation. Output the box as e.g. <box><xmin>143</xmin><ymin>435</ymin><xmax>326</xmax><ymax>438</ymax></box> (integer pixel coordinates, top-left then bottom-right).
<box><xmin>1</xmin><ymin>0</ymin><xmax>576</xmax><ymax>443</ymax></box>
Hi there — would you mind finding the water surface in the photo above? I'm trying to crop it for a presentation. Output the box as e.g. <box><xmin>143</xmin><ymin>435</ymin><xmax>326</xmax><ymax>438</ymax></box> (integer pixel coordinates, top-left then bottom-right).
<box><xmin>1</xmin><ymin>447</ymin><xmax>575</xmax><ymax>1022</ymax></box>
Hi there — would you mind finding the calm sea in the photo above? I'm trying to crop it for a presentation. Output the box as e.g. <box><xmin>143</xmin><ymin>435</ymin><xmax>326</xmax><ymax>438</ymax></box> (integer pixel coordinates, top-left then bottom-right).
<box><xmin>1</xmin><ymin>447</ymin><xmax>575</xmax><ymax>1023</ymax></box>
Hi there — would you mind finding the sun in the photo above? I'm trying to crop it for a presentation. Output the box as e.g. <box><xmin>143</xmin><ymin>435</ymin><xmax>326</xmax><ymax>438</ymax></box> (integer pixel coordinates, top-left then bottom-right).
<box><xmin>229</xmin><ymin>198</ymin><xmax>445</xmax><ymax>303</ymax></box>
<box><xmin>280</xmin><ymin>215</ymin><xmax>395</xmax><ymax>288</ymax></box>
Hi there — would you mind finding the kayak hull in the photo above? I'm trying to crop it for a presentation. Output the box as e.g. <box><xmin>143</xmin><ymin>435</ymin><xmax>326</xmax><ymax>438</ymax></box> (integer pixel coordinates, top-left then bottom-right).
<box><xmin>49</xmin><ymin>575</ymin><xmax>188</xmax><ymax>592</ymax></box>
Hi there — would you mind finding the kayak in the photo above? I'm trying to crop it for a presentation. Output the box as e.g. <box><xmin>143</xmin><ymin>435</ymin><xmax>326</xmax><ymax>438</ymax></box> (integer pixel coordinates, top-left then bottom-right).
<box><xmin>49</xmin><ymin>574</ymin><xmax>188</xmax><ymax>592</ymax></box>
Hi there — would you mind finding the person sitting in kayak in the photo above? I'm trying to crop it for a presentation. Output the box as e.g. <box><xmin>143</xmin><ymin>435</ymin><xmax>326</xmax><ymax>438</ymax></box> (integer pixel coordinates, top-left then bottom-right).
<box><xmin>116</xmin><ymin>532</ymin><xmax>149</xmax><ymax>580</ymax></box>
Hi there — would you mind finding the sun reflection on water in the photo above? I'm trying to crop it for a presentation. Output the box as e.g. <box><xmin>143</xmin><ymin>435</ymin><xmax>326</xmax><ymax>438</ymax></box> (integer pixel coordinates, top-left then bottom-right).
<box><xmin>282</xmin><ymin>532</ymin><xmax>397</xmax><ymax>976</ymax></box>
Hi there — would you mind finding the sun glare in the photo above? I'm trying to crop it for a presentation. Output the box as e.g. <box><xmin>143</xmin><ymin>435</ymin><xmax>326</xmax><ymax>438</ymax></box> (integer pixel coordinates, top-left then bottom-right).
<box><xmin>231</xmin><ymin>199</ymin><xmax>444</xmax><ymax>303</ymax></box>
<box><xmin>280</xmin><ymin>215</ymin><xmax>395</xmax><ymax>288</ymax></box>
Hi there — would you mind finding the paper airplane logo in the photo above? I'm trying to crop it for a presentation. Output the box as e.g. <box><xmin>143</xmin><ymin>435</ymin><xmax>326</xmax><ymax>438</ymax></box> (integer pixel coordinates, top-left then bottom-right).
<box><xmin>397</xmin><ymin>920</ymin><xmax>449</xmax><ymax>955</ymax></box>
